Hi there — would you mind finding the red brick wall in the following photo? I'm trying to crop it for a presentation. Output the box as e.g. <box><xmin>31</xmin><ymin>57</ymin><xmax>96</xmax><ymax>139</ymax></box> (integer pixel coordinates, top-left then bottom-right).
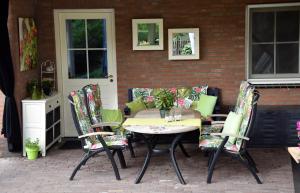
<box><xmin>8</xmin><ymin>0</ymin><xmax>40</xmax><ymax>125</ymax></box>
<box><xmin>12</xmin><ymin>0</ymin><xmax>300</xmax><ymax>114</ymax></box>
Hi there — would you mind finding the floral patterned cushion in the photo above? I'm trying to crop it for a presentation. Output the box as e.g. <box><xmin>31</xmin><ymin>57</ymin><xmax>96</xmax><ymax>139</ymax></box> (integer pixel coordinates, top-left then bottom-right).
<box><xmin>188</xmin><ymin>86</ymin><xmax>208</xmax><ymax>101</ymax></box>
<box><xmin>70</xmin><ymin>90</ymin><xmax>99</xmax><ymax>145</ymax></box>
<box><xmin>132</xmin><ymin>88</ymin><xmax>155</xmax><ymax>108</ymax></box>
<box><xmin>88</xmin><ymin>135</ymin><xmax>128</xmax><ymax>150</ymax></box>
<box><xmin>70</xmin><ymin>88</ymin><xmax>127</xmax><ymax>150</ymax></box>
<box><xmin>83</xmin><ymin>84</ymin><xmax>102</xmax><ymax>124</ymax></box>
<box><xmin>235</xmin><ymin>87</ymin><xmax>254</xmax><ymax>150</ymax></box>
<box><xmin>199</xmin><ymin>135</ymin><xmax>238</xmax><ymax>152</ymax></box>
<box><xmin>202</xmin><ymin>125</ymin><xmax>223</xmax><ymax>135</ymax></box>
<box><xmin>234</xmin><ymin>81</ymin><xmax>251</xmax><ymax>114</ymax></box>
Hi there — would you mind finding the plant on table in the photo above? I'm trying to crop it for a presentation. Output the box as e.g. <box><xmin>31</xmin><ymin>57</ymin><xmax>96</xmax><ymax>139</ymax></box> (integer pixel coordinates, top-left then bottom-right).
<box><xmin>25</xmin><ymin>138</ymin><xmax>40</xmax><ymax>160</ymax></box>
<box><xmin>154</xmin><ymin>88</ymin><xmax>176</xmax><ymax>118</ymax></box>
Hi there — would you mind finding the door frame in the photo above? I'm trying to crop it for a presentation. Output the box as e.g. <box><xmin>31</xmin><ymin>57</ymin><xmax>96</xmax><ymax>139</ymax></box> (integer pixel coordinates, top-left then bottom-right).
<box><xmin>53</xmin><ymin>9</ymin><xmax>118</xmax><ymax>137</ymax></box>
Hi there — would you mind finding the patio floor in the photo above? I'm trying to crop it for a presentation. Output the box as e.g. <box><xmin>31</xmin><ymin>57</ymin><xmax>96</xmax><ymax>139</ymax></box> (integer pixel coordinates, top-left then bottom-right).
<box><xmin>0</xmin><ymin>138</ymin><xmax>295</xmax><ymax>193</ymax></box>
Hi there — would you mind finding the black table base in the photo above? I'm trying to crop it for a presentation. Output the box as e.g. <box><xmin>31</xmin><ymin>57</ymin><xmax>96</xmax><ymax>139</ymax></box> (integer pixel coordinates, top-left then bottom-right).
<box><xmin>135</xmin><ymin>133</ymin><xmax>190</xmax><ymax>185</ymax></box>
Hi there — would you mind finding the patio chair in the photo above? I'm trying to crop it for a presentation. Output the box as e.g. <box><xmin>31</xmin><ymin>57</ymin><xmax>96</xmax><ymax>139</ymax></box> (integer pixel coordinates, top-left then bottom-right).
<box><xmin>82</xmin><ymin>84</ymin><xmax>135</xmax><ymax>158</ymax></box>
<box><xmin>199</xmin><ymin>86</ymin><xmax>262</xmax><ymax>184</ymax></box>
<box><xmin>202</xmin><ymin>81</ymin><xmax>251</xmax><ymax>135</ymax></box>
<box><xmin>68</xmin><ymin>90</ymin><xmax>127</xmax><ymax>181</ymax></box>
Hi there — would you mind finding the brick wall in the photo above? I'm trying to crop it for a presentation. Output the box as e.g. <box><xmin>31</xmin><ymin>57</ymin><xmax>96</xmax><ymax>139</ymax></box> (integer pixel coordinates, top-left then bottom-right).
<box><xmin>8</xmin><ymin>0</ymin><xmax>40</xmax><ymax>124</ymax></box>
<box><xmin>10</xmin><ymin>0</ymin><xmax>300</xmax><ymax>117</ymax></box>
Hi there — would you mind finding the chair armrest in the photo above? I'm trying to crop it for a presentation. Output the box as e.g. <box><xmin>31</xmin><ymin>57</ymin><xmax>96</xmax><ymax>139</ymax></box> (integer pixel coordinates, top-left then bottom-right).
<box><xmin>210</xmin><ymin>133</ymin><xmax>249</xmax><ymax>140</ymax></box>
<box><xmin>78</xmin><ymin>131</ymin><xmax>114</xmax><ymax>139</ymax></box>
<box><xmin>91</xmin><ymin>122</ymin><xmax>121</xmax><ymax>128</ymax></box>
<box><xmin>210</xmin><ymin>114</ymin><xmax>228</xmax><ymax>118</ymax></box>
<box><xmin>211</xmin><ymin>121</ymin><xmax>225</xmax><ymax>125</ymax></box>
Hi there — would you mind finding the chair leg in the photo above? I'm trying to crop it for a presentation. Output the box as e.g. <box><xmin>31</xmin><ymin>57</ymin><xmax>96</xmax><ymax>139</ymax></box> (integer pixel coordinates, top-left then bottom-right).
<box><xmin>116</xmin><ymin>149</ymin><xmax>127</xmax><ymax>169</ymax></box>
<box><xmin>207</xmin><ymin>151</ymin><xmax>215</xmax><ymax>169</ymax></box>
<box><xmin>244</xmin><ymin>151</ymin><xmax>259</xmax><ymax>173</ymax></box>
<box><xmin>127</xmin><ymin>137</ymin><xmax>136</xmax><ymax>158</ymax></box>
<box><xmin>238</xmin><ymin>156</ymin><xmax>262</xmax><ymax>184</ymax></box>
<box><xmin>104</xmin><ymin>148</ymin><xmax>121</xmax><ymax>180</ymax></box>
<box><xmin>70</xmin><ymin>152</ymin><xmax>94</xmax><ymax>180</ymax></box>
<box><xmin>207</xmin><ymin>149</ymin><xmax>222</xmax><ymax>184</ymax></box>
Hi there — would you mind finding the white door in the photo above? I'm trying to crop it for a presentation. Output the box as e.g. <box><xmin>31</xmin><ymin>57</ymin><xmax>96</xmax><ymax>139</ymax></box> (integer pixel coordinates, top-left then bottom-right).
<box><xmin>54</xmin><ymin>9</ymin><xmax>118</xmax><ymax>137</ymax></box>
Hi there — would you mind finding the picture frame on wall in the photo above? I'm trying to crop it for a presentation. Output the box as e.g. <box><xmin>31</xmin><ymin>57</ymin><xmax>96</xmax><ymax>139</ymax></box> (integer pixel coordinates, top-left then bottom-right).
<box><xmin>168</xmin><ymin>28</ymin><xmax>200</xmax><ymax>60</ymax></box>
<box><xmin>132</xmin><ymin>18</ymin><xmax>164</xmax><ymax>50</ymax></box>
<box><xmin>18</xmin><ymin>17</ymin><xmax>38</xmax><ymax>71</ymax></box>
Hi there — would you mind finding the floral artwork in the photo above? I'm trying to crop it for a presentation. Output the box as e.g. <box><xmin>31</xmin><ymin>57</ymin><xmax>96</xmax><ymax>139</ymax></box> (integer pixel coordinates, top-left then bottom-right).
<box><xmin>18</xmin><ymin>17</ymin><xmax>38</xmax><ymax>71</ymax></box>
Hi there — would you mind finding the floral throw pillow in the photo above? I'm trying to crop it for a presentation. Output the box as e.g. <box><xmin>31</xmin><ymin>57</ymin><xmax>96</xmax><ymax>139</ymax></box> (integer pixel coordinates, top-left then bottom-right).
<box><xmin>188</xmin><ymin>85</ymin><xmax>208</xmax><ymax>101</ymax></box>
<box><xmin>132</xmin><ymin>88</ymin><xmax>155</xmax><ymax>108</ymax></box>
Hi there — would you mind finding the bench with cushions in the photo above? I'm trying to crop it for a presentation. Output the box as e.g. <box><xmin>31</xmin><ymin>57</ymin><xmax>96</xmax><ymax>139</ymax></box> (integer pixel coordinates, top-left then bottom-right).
<box><xmin>123</xmin><ymin>86</ymin><xmax>221</xmax><ymax>143</ymax></box>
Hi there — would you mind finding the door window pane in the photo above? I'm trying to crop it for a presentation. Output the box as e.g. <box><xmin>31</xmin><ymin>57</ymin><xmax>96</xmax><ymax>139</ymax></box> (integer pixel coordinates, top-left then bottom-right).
<box><xmin>252</xmin><ymin>44</ymin><xmax>274</xmax><ymax>74</ymax></box>
<box><xmin>87</xmin><ymin>19</ymin><xmax>107</xmax><ymax>48</ymax></box>
<box><xmin>88</xmin><ymin>50</ymin><xmax>108</xmax><ymax>78</ymax></box>
<box><xmin>276</xmin><ymin>11</ymin><xmax>299</xmax><ymax>42</ymax></box>
<box><xmin>252</xmin><ymin>12</ymin><xmax>274</xmax><ymax>43</ymax></box>
<box><xmin>66</xmin><ymin>20</ymin><xmax>86</xmax><ymax>48</ymax></box>
<box><xmin>276</xmin><ymin>43</ymin><xmax>299</xmax><ymax>73</ymax></box>
<box><xmin>68</xmin><ymin>50</ymin><xmax>87</xmax><ymax>78</ymax></box>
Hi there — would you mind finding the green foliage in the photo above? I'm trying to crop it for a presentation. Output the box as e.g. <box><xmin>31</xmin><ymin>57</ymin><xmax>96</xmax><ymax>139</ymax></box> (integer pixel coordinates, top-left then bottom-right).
<box><xmin>181</xmin><ymin>43</ymin><xmax>192</xmax><ymax>55</ymax></box>
<box><xmin>26</xmin><ymin>79</ymin><xmax>38</xmax><ymax>97</ymax></box>
<box><xmin>25</xmin><ymin>138</ymin><xmax>40</xmax><ymax>150</ymax></box>
<box><xmin>154</xmin><ymin>89</ymin><xmax>175</xmax><ymax>110</ymax></box>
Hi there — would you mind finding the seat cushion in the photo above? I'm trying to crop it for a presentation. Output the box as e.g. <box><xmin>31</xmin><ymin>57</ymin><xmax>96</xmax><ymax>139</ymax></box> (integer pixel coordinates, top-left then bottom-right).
<box><xmin>202</xmin><ymin>124</ymin><xmax>223</xmax><ymax>135</ymax></box>
<box><xmin>88</xmin><ymin>135</ymin><xmax>128</xmax><ymax>150</ymax></box>
<box><xmin>196</xmin><ymin>94</ymin><xmax>217</xmax><ymax>118</ymax></box>
<box><xmin>199</xmin><ymin>135</ymin><xmax>238</xmax><ymax>152</ymax></box>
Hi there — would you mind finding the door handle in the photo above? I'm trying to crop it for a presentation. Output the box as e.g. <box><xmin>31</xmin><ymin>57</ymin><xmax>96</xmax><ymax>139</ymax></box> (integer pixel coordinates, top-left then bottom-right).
<box><xmin>106</xmin><ymin>74</ymin><xmax>113</xmax><ymax>78</ymax></box>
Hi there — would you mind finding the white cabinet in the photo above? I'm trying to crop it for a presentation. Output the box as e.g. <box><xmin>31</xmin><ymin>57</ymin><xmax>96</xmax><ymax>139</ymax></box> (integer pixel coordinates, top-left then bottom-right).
<box><xmin>22</xmin><ymin>94</ymin><xmax>62</xmax><ymax>156</ymax></box>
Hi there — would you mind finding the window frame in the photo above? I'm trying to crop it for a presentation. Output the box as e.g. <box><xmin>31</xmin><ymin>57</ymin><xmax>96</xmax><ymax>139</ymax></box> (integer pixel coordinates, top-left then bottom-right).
<box><xmin>246</xmin><ymin>2</ymin><xmax>300</xmax><ymax>84</ymax></box>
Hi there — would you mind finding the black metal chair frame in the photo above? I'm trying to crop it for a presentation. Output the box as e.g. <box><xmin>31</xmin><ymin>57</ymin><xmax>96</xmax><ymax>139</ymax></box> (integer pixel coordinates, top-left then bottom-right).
<box><xmin>82</xmin><ymin>84</ymin><xmax>136</xmax><ymax>158</ymax></box>
<box><xmin>205</xmin><ymin>90</ymin><xmax>262</xmax><ymax>184</ymax></box>
<box><xmin>68</xmin><ymin>95</ymin><xmax>127</xmax><ymax>181</ymax></box>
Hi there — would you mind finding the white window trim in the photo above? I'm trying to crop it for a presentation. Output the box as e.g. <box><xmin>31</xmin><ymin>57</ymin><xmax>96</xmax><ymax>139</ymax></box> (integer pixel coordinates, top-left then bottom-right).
<box><xmin>246</xmin><ymin>2</ymin><xmax>300</xmax><ymax>85</ymax></box>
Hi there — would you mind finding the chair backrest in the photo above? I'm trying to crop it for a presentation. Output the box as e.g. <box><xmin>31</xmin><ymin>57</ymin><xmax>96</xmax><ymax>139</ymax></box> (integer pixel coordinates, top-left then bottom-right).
<box><xmin>235</xmin><ymin>87</ymin><xmax>260</xmax><ymax>151</ymax></box>
<box><xmin>68</xmin><ymin>90</ymin><xmax>99</xmax><ymax>148</ymax></box>
<box><xmin>82</xmin><ymin>84</ymin><xmax>102</xmax><ymax>124</ymax></box>
<box><xmin>234</xmin><ymin>81</ymin><xmax>251</xmax><ymax>114</ymax></box>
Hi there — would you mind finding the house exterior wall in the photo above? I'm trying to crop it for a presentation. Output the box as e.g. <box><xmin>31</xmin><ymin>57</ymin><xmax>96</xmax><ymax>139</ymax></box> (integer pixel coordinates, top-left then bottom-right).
<box><xmin>8</xmin><ymin>0</ymin><xmax>40</xmax><ymax>125</ymax></box>
<box><xmin>8</xmin><ymin>0</ymin><xmax>300</xmax><ymax>124</ymax></box>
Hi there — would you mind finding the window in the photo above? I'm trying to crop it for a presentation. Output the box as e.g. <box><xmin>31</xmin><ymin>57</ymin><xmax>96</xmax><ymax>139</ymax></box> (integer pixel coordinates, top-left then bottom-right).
<box><xmin>247</xmin><ymin>3</ymin><xmax>300</xmax><ymax>84</ymax></box>
<box><xmin>66</xmin><ymin>19</ymin><xmax>108</xmax><ymax>79</ymax></box>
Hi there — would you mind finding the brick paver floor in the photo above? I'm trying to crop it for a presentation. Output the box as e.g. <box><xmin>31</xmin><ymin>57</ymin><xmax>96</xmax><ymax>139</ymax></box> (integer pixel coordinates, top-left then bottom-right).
<box><xmin>0</xmin><ymin>141</ymin><xmax>294</xmax><ymax>193</ymax></box>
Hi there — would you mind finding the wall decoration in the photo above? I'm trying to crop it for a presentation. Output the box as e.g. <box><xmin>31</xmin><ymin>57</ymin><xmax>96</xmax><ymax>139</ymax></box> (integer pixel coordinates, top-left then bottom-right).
<box><xmin>18</xmin><ymin>17</ymin><xmax>38</xmax><ymax>71</ymax></box>
<box><xmin>132</xmin><ymin>18</ymin><xmax>163</xmax><ymax>50</ymax></box>
<box><xmin>168</xmin><ymin>28</ymin><xmax>199</xmax><ymax>60</ymax></box>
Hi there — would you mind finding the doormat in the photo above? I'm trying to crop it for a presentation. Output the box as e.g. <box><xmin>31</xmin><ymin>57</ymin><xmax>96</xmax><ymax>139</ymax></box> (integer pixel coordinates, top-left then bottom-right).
<box><xmin>59</xmin><ymin>140</ymin><xmax>81</xmax><ymax>149</ymax></box>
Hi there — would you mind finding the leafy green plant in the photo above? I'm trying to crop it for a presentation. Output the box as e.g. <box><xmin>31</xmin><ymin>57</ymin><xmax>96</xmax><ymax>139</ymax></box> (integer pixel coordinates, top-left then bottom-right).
<box><xmin>26</xmin><ymin>79</ymin><xmax>38</xmax><ymax>97</ymax></box>
<box><xmin>25</xmin><ymin>138</ymin><xmax>40</xmax><ymax>150</ymax></box>
<box><xmin>154</xmin><ymin>89</ymin><xmax>175</xmax><ymax>110</ymax></box>
<box><xmin>181</xmin><ymin>43</ymin><xmax>192</xmax><ymax>55</ymax></box>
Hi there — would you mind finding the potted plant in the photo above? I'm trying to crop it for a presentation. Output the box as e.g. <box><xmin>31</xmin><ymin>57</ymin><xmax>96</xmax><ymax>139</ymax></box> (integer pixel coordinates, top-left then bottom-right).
<box><xmin>25</xmin><ymin>138</ymin><xmax>40</xmax><ymax>160</ymax></box>
<box><xmin>154</xmin><ymin>88</ymin><xmax>176</xmax><ymax>118</ymax></box>
<box><xmin>41</xmin><ymin>80</ymin><xmax>53</xmax><ymax>96</ymax></box>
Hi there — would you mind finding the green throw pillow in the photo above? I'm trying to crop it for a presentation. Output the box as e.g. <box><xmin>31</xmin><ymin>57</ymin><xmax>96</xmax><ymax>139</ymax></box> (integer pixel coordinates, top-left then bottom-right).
<box><xmin>101</xmin><ymin>109</ymin><xmax>123</xmax><ymax>132</ymax></box>
<box><xmin>222</xmin><ymin>111</ymin><xmax>243</xmax><ymax>144</ymax></box>
<box><xmin>196</xmin><ymin>94</ymin><xmax>218</xmax><ymax>118</ymax></box>
<box><xmin>126</xmin><ymin>98</ymin><xmax>147</xmax><ymax>114</ymax></box>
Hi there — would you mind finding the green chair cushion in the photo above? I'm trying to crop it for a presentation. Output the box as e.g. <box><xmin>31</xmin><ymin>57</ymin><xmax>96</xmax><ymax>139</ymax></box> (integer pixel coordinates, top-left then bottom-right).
<box><xmin>222</xmin><ymin>111</ymin><xmax>243</xmax><ymax>144</ymax></box>
<box><xmin>126</xmin><ymin>97</ymin><xmax>147</xmax><ymax>114</ymax></box>
<box><xmin>196</xmin><ymin>94</ymin><xmax>218</xmax><ymax>117</ymax></box>
<box><xmin>199</xmin><ymin>135</ymin><xmax>238</xmax><ymax>152</ymax></box>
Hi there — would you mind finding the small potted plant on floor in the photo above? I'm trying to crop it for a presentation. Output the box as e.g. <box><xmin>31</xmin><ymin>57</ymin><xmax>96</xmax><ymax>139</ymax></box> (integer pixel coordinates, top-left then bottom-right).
<box><xmin>25</xmin><ymin>138</ymin><xmax>40</xmax><ymax>160</ymax></box>
<box><xmin>154</xmin><ymin>88</ymin><xmax>176</xmax><ymax>118</ymax></box>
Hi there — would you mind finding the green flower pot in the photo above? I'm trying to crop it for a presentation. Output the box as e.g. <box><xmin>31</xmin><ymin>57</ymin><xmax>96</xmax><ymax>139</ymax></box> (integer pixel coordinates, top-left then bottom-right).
<box><xmin>25</xmin><ymin>147</ymin><xmax>39</xmax><ymax>160</ymax></box>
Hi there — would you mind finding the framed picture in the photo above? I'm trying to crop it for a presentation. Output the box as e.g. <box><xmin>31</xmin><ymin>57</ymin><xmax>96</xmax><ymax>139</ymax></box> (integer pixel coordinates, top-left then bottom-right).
<box><xmin>132</xmin><ymin>19</ymin><xmax>163</xmax><ymax>50</ymax></box>
<box><xmin>168</xmin><ymin>28</ymin><xmax>199</xmax><ymax>60</ymax></box>
<box><xmin>18</xmin><ymin>17</ymin><xmax>38</xmax><ymax>71</ymax></box>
